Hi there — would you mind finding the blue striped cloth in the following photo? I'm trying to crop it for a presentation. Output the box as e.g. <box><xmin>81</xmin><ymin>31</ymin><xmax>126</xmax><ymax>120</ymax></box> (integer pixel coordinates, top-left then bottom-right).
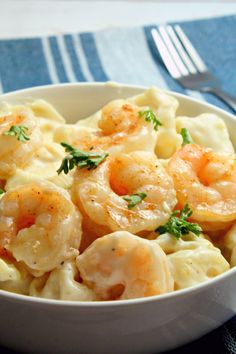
<box><xmin>0</xmin><ymin>14</ymin><xmax>235</xmax><ymax>114</ymax></box>
<box><xmin>0</xmin><ymin>14</ymin><xmax>236</xmax><ymax>354</ymax></box>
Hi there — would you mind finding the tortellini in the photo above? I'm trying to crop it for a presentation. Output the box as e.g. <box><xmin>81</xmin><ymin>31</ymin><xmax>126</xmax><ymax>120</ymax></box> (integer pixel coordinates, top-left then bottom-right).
<box><xmin>176</xmin><ymin>113</ymin><xmax>234</xmax><ymax>153</ymax></box>
<box><xmin>129</xmin><ymin>87</ymin><xmax>182</xmax><ymax>158</ymax></box>
<box><xmin>28</xmin><ymin>99</ymin><xmax>66</xmax><ymax>123</ymax></box>
<box><xmin>155</xmin><ymin>233</ymin><xmax>229</xmax><ymax>290</ymax></box>
<box><xmin>5</xmin><ymin>143</ymin><xmax>73</xmax><ymax>191</ymax></box>
<box><xmin>219</xmin><ymin>223</ymin><xmax>236</xmax><ymax>267</ymax></box>
<box><xmin>0</xmin><ymin>260</ymin><xmax>33</xmax><ymax>295</ymax></box>
<box><xmin>0</xmin><ymin>259</ymin><xmax>21</xmax><ymax>282</ymax></box>
<box><xmin>29</xmin><ymin>261</ymin><xmax>96</xmax><ymax>301</ymax></box>
<box><xmin>168</xmin><ymin>247</ymin><xmax>229</xmax><ymax>290</ymax></box>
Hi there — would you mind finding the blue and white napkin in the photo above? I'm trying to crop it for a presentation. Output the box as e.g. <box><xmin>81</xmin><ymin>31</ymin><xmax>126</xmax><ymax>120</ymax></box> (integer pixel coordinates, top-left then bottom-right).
<box><xmin>0</xmin><ymin>15</ymin><xmax>236</xmax><ymax>113</ymax></box>
<box><xmin>0</xmin><ymin>14</ymin><xmax>236</xmax><ymax>354</ymax></box>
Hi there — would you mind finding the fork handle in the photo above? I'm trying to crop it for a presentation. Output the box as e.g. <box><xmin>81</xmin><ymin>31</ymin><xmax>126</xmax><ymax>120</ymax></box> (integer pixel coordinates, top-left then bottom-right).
<box><xmin>202</xmin><ymin>87</ymin><xmax>236</xmax><ymax>113</ymax></box>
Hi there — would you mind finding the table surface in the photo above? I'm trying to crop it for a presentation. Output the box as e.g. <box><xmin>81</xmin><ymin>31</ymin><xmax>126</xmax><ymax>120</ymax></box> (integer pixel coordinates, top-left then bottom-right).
<box><xmin>1</xmin><ymin>1</ymin><xmax>236</xmax><ymax>38</ymax></box>
<box><xmin>0</xmin><ymin>1</ymin><xmax>236</xmax><ymax>353</ymax></box>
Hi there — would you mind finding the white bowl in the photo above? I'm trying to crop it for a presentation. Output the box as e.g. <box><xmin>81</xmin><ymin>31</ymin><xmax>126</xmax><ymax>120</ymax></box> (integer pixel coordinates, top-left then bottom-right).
<box><xmin>1</xmin><ymin>82</ymin><xmax>236</xmax><ymax>354</ymax></box>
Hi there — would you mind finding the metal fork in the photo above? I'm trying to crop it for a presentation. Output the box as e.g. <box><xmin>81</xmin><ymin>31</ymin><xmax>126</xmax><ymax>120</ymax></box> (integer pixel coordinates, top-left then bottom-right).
<box><xmin>151</xmin><ymin>25</ymin><xmax>236</xmax><ymax>113</ymax></box>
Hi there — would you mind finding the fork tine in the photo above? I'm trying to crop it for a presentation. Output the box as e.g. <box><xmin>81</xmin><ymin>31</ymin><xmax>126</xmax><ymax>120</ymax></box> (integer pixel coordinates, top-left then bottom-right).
<box><xmin>166</xmin><ymin>26</ymin><xmax>197</xmax><ymax>75</ymax></box>
<box><xmin>151</xmin><ymin>28</ymin><xmax>181</xmax><ymax>79</ymax></box>
<box><xmin>158</xmin><ymin>25</ymin><xmax>189</xmax><ymax>77</ymax></box>
<box><xmin>174</xmin><ymin>25</ymin><xmax>207</xmax><ymax>73</ymax></box>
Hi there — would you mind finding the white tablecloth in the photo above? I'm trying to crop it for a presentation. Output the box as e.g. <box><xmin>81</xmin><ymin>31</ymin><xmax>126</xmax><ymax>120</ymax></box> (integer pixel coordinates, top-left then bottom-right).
<box><xmin>1</xmin><ymin>1</ymin><xmax>236</xmax><ymax>39</ymax></box>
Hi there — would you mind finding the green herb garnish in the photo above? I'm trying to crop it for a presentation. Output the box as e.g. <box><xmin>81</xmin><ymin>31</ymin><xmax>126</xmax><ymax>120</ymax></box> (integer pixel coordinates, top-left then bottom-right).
<box><xmin>156</xmin><ymin>204</ymin><xmax>202</xmax><ymax>239</ymax></box>
<box><xmin>180</xmin><ymin>128</ymin><xmax>193</xmax><ymax>146</ymax></box>
<box><xmin>57</xmin><ymin>142</ymin><xmax>109</xmax><ymax>174</ymax></box>
<box><xmin>138</xmin><ymin>109</ymin><xmax>162</xmax><ymax>131</ymax></box>
<box><xmin>0</xmin><ymin>188</ymin><xmax>5</xmax><ymax>195</ymax></box>
<box><xmin>123</xmin><ymin>192</ymin><xmax>147</xmax><ymax>209</ymax></box>
<box><xmin>4</xmin><ymin>125</ymin><xmax>30</xmax><ymax>143</ymax></box>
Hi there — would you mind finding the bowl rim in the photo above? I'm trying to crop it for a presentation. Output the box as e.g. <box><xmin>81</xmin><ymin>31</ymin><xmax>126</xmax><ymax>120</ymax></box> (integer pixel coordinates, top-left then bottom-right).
<box><xmin>1</xmin><ymin>81</ymin><xmax>236</xmax><ymax>120</ymax></box>
<box><xmin>1</xmin><ymin>263</ymin><xmax>236</xmax><ymax>308</ymax></box>
<box><xmin>0</xmin><ymin>81</ymin><xmax>236</xmax><ymax>308</ymax></box>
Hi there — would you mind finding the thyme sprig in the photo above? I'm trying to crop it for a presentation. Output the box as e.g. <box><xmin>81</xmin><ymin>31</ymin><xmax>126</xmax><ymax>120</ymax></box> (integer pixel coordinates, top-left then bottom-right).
<box><xmin>123</xmin><ymin>192</ymin><xmax>147</xmax><ymax>209</ymax></box>
<box><xmin>4</xmin><ymin>125</ymin><xmax>30</xmax><ymax>143</ymax></box>
<box><xmin>156</xmin><ymin>204</ymin><xmax>202</xmax><ymax>239</ymax></box>
<box><xmin>180</xmin><ymin>128</ymin><xmax>193</xmax><ymax>146</ymax></box>
<box><xmin>138</xmin><ymin>109</ymin><xmax>162</xmax><ymax>131</ymax></box>
<box><xmin>57</xmin><ymin>142</ymin><xmax>109</xmax><ymax>174</ymax></box>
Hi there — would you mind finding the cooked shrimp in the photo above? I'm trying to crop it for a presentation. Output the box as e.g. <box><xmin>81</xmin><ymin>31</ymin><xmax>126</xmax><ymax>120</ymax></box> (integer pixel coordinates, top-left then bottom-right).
<box><xmin>168</xmin><ymin>144</ymin><xmax>236</xmax><ymax>228</ymax></box>
<box><xmin>0</xmin><ymin>109</ymin><xmax>42</xmax><ymax>178</ymax></box>
<box><xmin>0</xmin><ymin>180</ymin><xmax>82</xmax><ymax>276</ymax></box>
<box><xmin>54</xmin><ymin>100</ymin><xmax>158</xmax><ymax>154</ymax></box>
<box><xmin>76</xmin><ymin>231</ymin><xmax>174</xmax><ymax>300</ymax></box>
<box><xmin>72</xmin><ymin>151</ymin><xmax>177</xmax><ymax>236</ymax></box>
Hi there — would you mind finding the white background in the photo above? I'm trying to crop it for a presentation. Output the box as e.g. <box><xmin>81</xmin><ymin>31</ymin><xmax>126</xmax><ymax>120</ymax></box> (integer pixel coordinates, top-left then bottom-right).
<box><xmin>0</xmin><ymin>1</ymin><xmax>236</xmax><ymax>38</ymax></box>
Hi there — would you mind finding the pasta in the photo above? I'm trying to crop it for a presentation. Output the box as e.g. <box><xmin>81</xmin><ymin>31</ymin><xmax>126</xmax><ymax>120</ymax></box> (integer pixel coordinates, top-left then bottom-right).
<box><xmin>29</xmin><ymin>261</ymin><xmax>96</xmax><ymax>301</ymax></box>
<box><xmin>176</xmin><ymin>113</ymin><xmax>234</xmax><ymax>153</ymax></box>
<box><xmin>129</xmin><ymin>87</ymin><xmax>182</xmax><ymax>158</ymax></box>
<box><xmin>154</xmin><ymin>233</ymin><xmax>229</xmax><ymax>289</ymax></box>
<box><xmin>0</xmin><ymin>87</ymin><xmax>234</xmax><ymax>301</ymax></box>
